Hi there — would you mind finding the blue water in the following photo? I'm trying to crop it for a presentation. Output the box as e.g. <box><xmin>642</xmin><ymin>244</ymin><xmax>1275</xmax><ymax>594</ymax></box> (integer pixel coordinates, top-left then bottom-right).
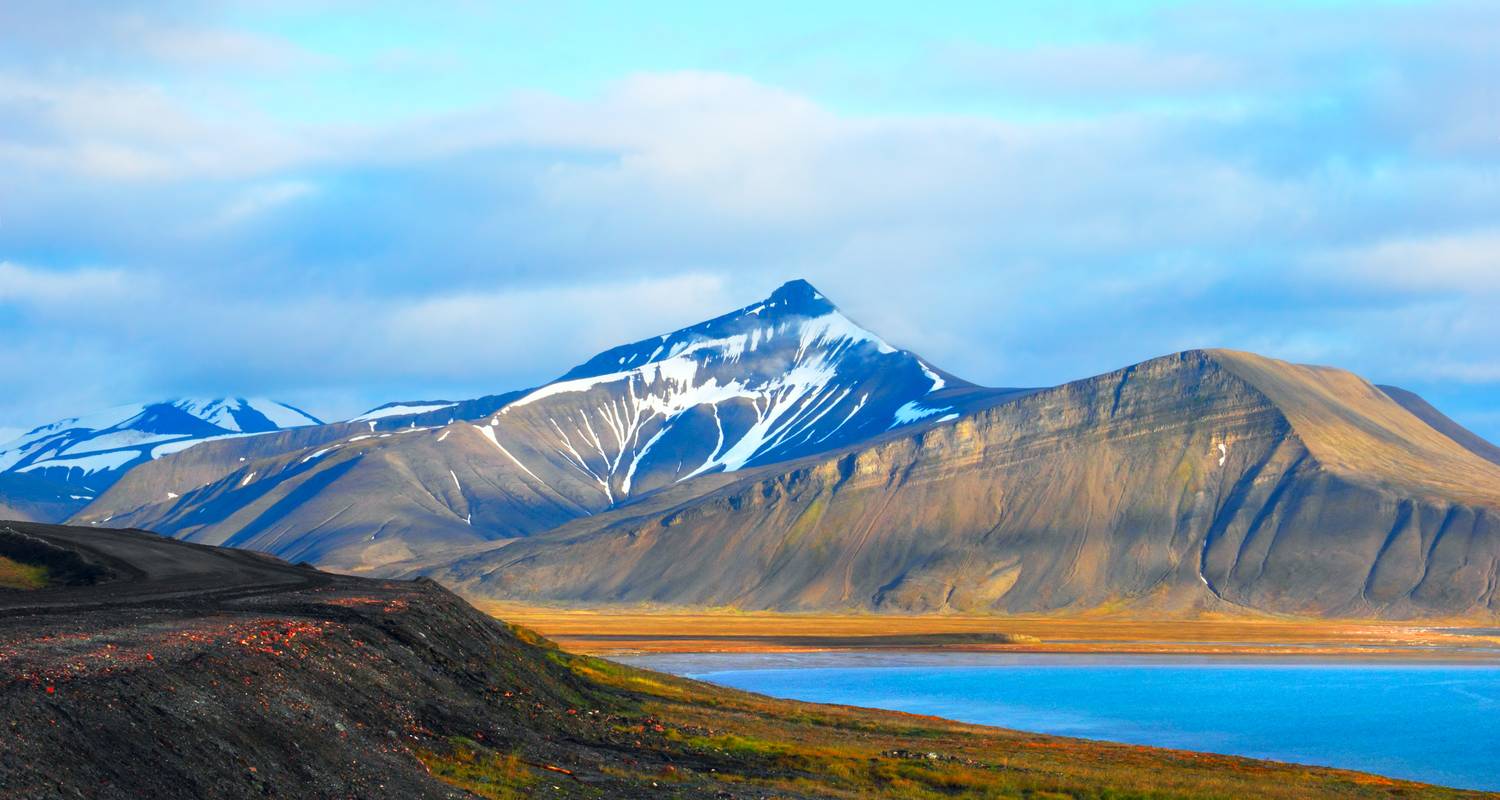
<box><xmin>620</xmin><ymin>653</ymin><xmax>1500</xmax><ymax>791</ymax></box>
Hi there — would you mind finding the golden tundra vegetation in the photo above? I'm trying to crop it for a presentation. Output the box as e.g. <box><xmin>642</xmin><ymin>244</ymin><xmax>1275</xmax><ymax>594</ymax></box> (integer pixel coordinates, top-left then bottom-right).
<box><xmin>477</xmin><ymin>601</ymin><xmax>1500</xmax><ymax>658</ymax></box>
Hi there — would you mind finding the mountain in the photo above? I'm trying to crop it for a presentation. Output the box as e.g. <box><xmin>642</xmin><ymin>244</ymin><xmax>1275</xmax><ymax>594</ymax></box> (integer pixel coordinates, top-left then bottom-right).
<box><xmin>72</xmin><ymin>280</ymin><xmax>1021</xmax><ymax>571</ymax></box>
<box><xmin>487</xmin><ymin>278</ymin><xmax>1013</xmax><ymax>497</ymax></box>
<box><xmin>65</xmin><ymin>280</ymin><xmax>1500</xmax><ymax>618</ymax></box>
<box><xmin>1378</xmin><ymin>385</ymin><xmax>1500</xmax><ymax>466</ymax></box>
<box><xmin>0</xmin><ymin>398</ymin><xmax>321</xmax><ymax>521</ymax></box>
<box><xmin>422</xmin><ymin>348</ymin><xmax>1500</xmax><ymax>618</ymax></box>
<box><xmin>0</xmin><ymin>473</ymin><xmax>85</xmax><ymax>524</ymax></box>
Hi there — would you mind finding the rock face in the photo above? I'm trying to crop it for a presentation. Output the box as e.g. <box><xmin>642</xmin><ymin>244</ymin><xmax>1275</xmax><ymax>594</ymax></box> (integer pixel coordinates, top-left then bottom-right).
<box><xmin>59</xmin><ymin>281</ymin><xmax>1500</xmax><ymax>618</ymax></box>
<box><xmin>0</xmin><ymin>398</ymin><xmax>321</xmax><ymax>521</ymax></box>
<box><xmin>426</xmin><ymin>350</ymin><xmax>1500</xmax><ymax>618</ymax></box>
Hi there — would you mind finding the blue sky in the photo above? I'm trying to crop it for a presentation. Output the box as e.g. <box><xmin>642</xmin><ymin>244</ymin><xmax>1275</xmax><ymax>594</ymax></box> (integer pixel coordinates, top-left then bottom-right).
<box><xmin>1</xmin><ymin>0</ymin><xmax>1497</xmax><ymax>440</ymax></box>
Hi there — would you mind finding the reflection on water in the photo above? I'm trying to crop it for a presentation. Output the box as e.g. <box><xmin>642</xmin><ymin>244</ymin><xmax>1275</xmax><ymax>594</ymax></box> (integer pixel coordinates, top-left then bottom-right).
<box><xmin>619</xmin><ymin>652</ymin><xmax>1500</xmax><ymax>791</ymax></box>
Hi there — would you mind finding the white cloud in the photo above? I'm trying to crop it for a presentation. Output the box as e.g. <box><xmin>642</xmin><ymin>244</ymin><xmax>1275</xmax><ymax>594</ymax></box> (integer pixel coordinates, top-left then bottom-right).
<box><xmin>380</xmin><ymin>273</ymin><xmax>735</xmax><ymax>381</ymax></box>
<box><xmin>939</xmin><ymin>42</ymin><xmax>1242</xmax><ymax>100</ymax></box>
<box><xmin>0</xmin><ymin>262</ymin><xmax>131</xmax><ymax>306</ymax></box>
<box><xmin>1314</xmin><ymin>230</ymin><xmax>1500</xmax><ymax>294</ymax></box>
<box><xmin>0</xmin><ymin>76</ymin><xmax>310</xmax><ymax>180</ymax></box>
<box><xmin>130</xmin><ymin>22</ymin><xmax>326</xmax><ymax>72</ymax></box>
<box><xmin>0</xmin><ymin>2</ymin><xmax>1497</xmax><ymax>438</ymax></box>
<box><xmin>211</xmin><ymin>180</ymin><xmax>318</xmax><ymax>227</ymax></box>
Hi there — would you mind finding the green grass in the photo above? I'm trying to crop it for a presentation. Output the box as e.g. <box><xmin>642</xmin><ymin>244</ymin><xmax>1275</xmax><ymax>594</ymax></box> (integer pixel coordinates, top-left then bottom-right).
<box><xmin>415</xmin><ymin>738</ymin><xmax>538</xmax><ymax>800</ymax></box>
<box><xmin>0</xmin><ymin>556</ymin><xmax>49</xmax><ymax>590</ymax></box>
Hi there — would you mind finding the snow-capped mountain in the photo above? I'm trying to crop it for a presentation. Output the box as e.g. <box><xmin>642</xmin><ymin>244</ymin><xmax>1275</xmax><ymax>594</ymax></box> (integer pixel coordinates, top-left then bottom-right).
<box><xmin>75</xmin><ymin>280</ymin><xmax>1019</xmax><ymax>568</ymax></box>
<box><xmin>0</xmin><ymin>398</ymin><xmax>322</xmax><ymax>506</ymax></box>
<box><xmin>486</xmin><ymin>279</ymin><xmax>985</xmax><ymax>501</ymax></box>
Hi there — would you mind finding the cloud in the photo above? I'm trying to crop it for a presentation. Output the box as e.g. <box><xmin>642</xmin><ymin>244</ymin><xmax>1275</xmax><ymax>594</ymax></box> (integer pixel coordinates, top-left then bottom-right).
<box><xmin>1315</xmin><ymin>230</ymin><xmax>1500</xmax><ymax>294</ymax></box>
<box><xmin>0</xmin><ymin>2</ymin><xmax>1496</xmax><ymax>440</ymax></box>
<box><xmin>0</xmin><ymin>76</ymin><xmax>309</xmax><ymax>180</ymax></box>
<box><xmin>0</xmin><ymin>264</ymin><xmax>736</xmax><ymax>425</ymax></box>
<box><xmin>0</xmin><ymin>2</ymin><xmax>326</xmax><ymax>74</ymax></box>
<box><xmin>938</xmin><ymin>42</ymin><xmax>1241</xmax><ymax>101</ymax></box>
<box><xmin>0</xmin><ymin>262</ymin><xmax>131</xmax><ymax>306</ymax></box>
<box><xmin>130</xmin><ymin>21</ymin><xmax>325</xmax><ymax>72</ymax></box>
<box><xmin>381</xmin><ymin>274</ymin><xmax>736</xmax><ymax>382</ymax></box>
<box><xmin>210</xmin><ymin>180</ymin><xmax>319</xmax><ymax>227</ymax></box>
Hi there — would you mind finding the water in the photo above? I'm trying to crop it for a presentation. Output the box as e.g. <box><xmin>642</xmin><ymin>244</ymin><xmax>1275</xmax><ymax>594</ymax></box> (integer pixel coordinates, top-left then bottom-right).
<box><xmin>620</xmin><ymin>652</ymin><xmax>1500</xmax><ymax>791</ymax></box>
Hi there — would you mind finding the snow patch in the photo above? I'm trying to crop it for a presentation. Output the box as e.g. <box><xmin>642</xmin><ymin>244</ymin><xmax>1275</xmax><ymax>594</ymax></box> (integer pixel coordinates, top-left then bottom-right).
<box><xmin>148</xmin><ymin>432</ymin><xmax>263</xmax><ymax>459</ymax></box>
<box><xmin>173</xmin><ymin>398</ymin><xmax>248</xmax><ymax>432</ymax></box>
<box><xmin>473</xmin><ymin>425</ymin><xmax>542</xmax><ymax>483</ymax></box>
<box><xmin>59</xmin><ymin>430</ymin><xmax>182</xmax><ymax>456</ymax></box>
<box><xmin>796</xmin><ymin>311</ymin><xmax>898</xmax><ymax>356</ymax></box>
<box><xmin>350</xmin><ymin>403</ymin><xmax>456</xmax><ymax>422</ymax></box>
<box><xmin>890</xmin><ymin>402</ymin><xmax>951</xmax><ymax>427</ymax></box>
<box><xmin>15</xmin><ymin>450</ymin><xmax>138</xmax><ymax>476</ymax></box>
<box><xmin>300</xmin><ymin>446</ymin><xmax>338</xmax><ymax>464</ymax></box>
<box><xmin>918</xmin><ymin>361</ymin><xmax>946</xmax><ymax>393</ymax></box>
<box><xmin>241</xmin><ymin>398</ymin><xmax>320</xmax><ymax>428</ymax></box>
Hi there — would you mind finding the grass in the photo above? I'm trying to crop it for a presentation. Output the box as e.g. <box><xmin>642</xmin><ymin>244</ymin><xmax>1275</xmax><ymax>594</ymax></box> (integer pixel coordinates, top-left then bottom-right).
<box><xmin>418</xmin><ymin>640</ymin><xmax>1491</xmax><ymax>799</ymax></box>
<box><xmin>415</xmin><ymin>738</ymin><xmax>538</xmax><ymax>799</ymax></box>
<box><xmin>0</xmin><ymin>555</ymin><xmax>49</xmax><ymax>590</ymax></box>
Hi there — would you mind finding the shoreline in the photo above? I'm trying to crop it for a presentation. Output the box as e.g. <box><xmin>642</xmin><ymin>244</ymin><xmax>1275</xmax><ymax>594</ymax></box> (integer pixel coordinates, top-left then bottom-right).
<box><xmin>475</xmin><ymin>600</ymin><xmax>1500</xmax><ymax>661</ymax></box>
<box><xmin>614</xmin><ymin>648</ymin><xmax>1500</xmax><ymax>794</ymax></box>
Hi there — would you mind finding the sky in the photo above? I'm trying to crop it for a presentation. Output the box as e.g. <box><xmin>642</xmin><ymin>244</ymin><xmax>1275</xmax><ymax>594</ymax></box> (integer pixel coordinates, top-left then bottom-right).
<box><xmin>1</xmin><ymin>0</ymin><xmax>1497</xmax><ymax>440</ymax></box>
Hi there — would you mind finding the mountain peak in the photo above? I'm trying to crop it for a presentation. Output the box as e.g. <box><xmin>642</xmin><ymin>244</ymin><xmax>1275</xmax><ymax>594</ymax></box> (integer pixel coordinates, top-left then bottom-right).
<box><xmin>558</xmin><ymin>279</ymin><xmax>852</xmax><ymax>383</ymax></box>
<box><xmin>759</xmin><ymin>278</ymin><xmax>834</xmax><ymax>317</ymax></box>
<box><xmin>487</xmin><ymin>278</ymin><xmax>984</xmax><ymax>503</ymax></box>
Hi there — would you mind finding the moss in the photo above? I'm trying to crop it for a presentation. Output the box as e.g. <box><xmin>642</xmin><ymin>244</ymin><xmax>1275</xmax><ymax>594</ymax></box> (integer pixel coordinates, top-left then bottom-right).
<box><xmin>415</xmin><ymin>738</ymin><xmax>539</xmax><ymax>800</ymax></box>
<box><xmin>0</xmin><ymin>555</ymin><xmax>49</xmax><ymax>590</ymax></box>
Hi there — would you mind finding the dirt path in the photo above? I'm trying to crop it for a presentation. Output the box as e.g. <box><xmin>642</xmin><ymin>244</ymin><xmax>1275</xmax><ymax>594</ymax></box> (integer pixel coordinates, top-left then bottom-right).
<box><xmin>0</xmin><ymin>521</ymin><xmax>331</xmax><ymax>617</ymax></box>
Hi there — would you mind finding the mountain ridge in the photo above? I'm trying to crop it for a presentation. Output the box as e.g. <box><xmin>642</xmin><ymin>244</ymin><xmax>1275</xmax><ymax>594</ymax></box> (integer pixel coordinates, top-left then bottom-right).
<box><xmin>36</xmin><ymin>280</ymin><xmax>1500</xmax><ymax>619</ymax></box>
<box><xmin>1379</xmin><ymin>384</ymin><xmax>1500</xmax><ymax>467</ymax></box>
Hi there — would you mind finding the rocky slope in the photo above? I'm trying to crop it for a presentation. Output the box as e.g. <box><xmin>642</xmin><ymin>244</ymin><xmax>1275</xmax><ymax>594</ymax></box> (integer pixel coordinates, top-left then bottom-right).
<box><xmin>1</xmin><ymin>522</ymin><xmax>1482</xmax><ymax>799</ymax></box>
<box><xmin>425</xmin><ymin>349</ymin><xmax>1500</xmax><ymax>618</ymax></box>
